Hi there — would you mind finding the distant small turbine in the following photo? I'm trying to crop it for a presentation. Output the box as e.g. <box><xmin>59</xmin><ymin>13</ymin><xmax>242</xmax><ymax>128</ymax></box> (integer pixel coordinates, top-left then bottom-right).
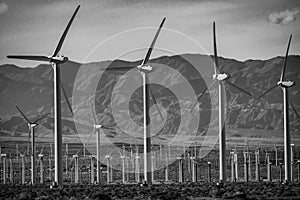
<box><xmin>72</xmin><ymin>149</ymin><xmax>81</xmax><ymax>184</ymax></box>
<box><xmin>86</xmin><ymin>101</ymin><xmax>114</xmax><ymax>184</ymax></box>
<box><xmin>15</xmin><ymin>106</ymin><xmax>49</xmax><ymax>185</ymax></box>
<box><xmin>38</xmin><ymin>145</ymin><xmax>44</xmax><ymax>184</ymax></box>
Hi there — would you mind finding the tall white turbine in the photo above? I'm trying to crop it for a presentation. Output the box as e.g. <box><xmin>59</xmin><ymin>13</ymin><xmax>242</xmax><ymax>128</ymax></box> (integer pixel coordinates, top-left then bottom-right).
<box><xmin>7</xmin><ymin>5</ymin><xmax>80</xmax><ymax>186</ymax></box>
<box><xmin>191</xmin><ymin>22</ymin><xmax>252</xmax><ymax>182</ymax></box>
<box><xmin>105</xmin><ymin>18</ymin><xmax>166</xmax><ymax>184</ymax></box>
<box><xmin>257</xmin><ymin>35</ymin><xmax>299</xmax><ymax>183</ymax></box>
<box><xmin>15</xmin><ymin>106</ymin><xmax>49</xmax><ymax>185</ymax></box>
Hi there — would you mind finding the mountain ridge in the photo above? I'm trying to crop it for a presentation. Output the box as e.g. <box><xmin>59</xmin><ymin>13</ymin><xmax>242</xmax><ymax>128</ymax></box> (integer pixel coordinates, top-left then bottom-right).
<box><xmin>0</xmin><ymin>54</ymin><xmax>299</xmax><ymax>139</ymax></box>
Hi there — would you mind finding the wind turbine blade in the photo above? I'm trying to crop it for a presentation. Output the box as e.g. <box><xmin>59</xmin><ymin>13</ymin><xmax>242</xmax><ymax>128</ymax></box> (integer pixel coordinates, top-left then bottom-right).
<box><xmin>104</xmin><ymin>66</ymin><xmax>135</xmax><ymax>71</ymax></box>
<box><xmin>280</xmin><ymin>34</ymin><xmax>292</xmax><ymax>82</ymax></box>
<box><xmin>40</xmin><ymin>145</ymin><xmax>44</xmax><ymax>154</ymax></box>
<box><xmin>257</xmin><ymin>85</ymin><xmax>277</xmax><ymax>100</ymax></box>
<box><xmin>33</xmin><ymin>113</ymin><xmax>50</xmax><ymax>124</ymax></box>
<box><xmin>149</xmin><ymin>86</ymin><xmax>164</xmax><ymax>121</ymax></box>
<box><xmin>66</xmin><ymin>143</ymin><xmax>69</xmax><ymax>156</ymax></box>
<box><xmin>52</xmin><ymin>5</ymin><xmax>80</xmax><ymax>56</ymax></box>
<box><xmin>101</xmin><ymin>125</ymin><xmax>115</xmax><ymax>131</ymax></box>
<box><xmin>7</xmin><ymin>55</ymin><xmax>51</xmax><ymax>62</ymax></box>
<box><xmin>86</xmin><ymin>129</ymin><xmax>95</xmax><ymax>146</ymax></box>
<box><xmin>16</xmin><ymin>106</ymin><xmax>31</xmax><ymax>124</ymax></box>
<box><xmin>61</xmin><ymin>82</ymin><xmax>73</xmax><ymax>115</ymax></box>
<box><xmin>224</xmin><ymin>80</ymin><xmax>252</xmax><ymax>96</ymax></box>
<box><xmin>75</xmin><ymin>149</ymin><xmax>81</xmax><ymax>156</ymax></box>
<box><xmin>16</xmin><ymin>144</ymin><xmax>19</xmax><ymax>156</ymax></box>
<box><xmin>27</xmin><ymin>130</ymin><xmax>31</xmax><ymax>156</ymax></box>
<box><xmin>290</xmin><ymin>100</ymin><xmax>300</xmax><ymax>121</ymax></box>
<box><xmin>190</xmin><ymin>80</ymin><xmax>216</xmax><ymax>113</ymax></box>
<box><xmin>141</xmin><ymin>18</ymin><xmax>166</xmax><ymax>66</ymax></box>
<box><xmin>90</xmin><ymin>102</ymin><xmax>98</xmax><ymax>125</ymax></box>
<box><xmin>190</xmin><ymin>88</ymin><xmax>208</xmax><ymax>113</ymax></box>
<box><xmin>213</xmin><ymin>21</ymin><xmax>219</xmax><ymax>74</ymax></box>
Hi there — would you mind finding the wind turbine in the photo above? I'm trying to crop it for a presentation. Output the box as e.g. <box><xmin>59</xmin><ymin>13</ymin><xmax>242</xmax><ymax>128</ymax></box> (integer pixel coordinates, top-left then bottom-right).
<box><xmin>16</xmin><ymin>144</ymin><xmax>19</xmax><ymax>161</ymax></box>
<box><xmin>190</xmin><ymin>22</ymin><xmax>252</xmax><ymax>182</ymax></box>
<box><xmin>48</xmin><ymin>143</ymin><xmax>54</xmax><ymax>183</ymax></box>
<box><xmin>18</xmin><ymin>150</ymin><xmax>27</xmax><ymax>184</ymax></box>
<box><xmin>257</xmin><ymin>35</ymin><xmax>298</xmax><ymax>183</ymax></box>
<box><xmin>72</xmin><ymin>149</ymin><xmax>81</xmax><ymax>184</ymax></box>
<box><xmin>86</xmin><ymin>101</ymin><xmax>114</xmax><ymax>184</ymax></box>
<box><xmin>1</xmin><ymin>153</ymin><xmax>7</xmax><ymax>184</ymax></box>
<box><xmin>7</xmin><ymin>5</ymin><xmax>80</xmax><ymax>186</ymax></box>
<box><xmin>121</xmin><ymin>145</ymin><xmax>126</xmax><ymax>184</ymax></box>
<box><xmin>105</xmin><ymin>18</ymin><xmax>166</xmax><ymax>184</ymax></box>
<box><xmin>15</xmin><ymin>106</ymin><xmax>49</xmax><ymax>185</ymax></box>
<box><xmin>38</xmin><ymin>145</ymin><xmax>44</xmax><ymax>184</ymax></box>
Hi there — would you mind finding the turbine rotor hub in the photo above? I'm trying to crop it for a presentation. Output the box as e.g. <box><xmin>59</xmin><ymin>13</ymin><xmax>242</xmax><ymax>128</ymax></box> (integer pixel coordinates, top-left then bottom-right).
<box><xmin>50</xmin><ymin>55</ymin><xmax>69</xmax><ymax>64</ymax></box>
<box><xmin>213</xmin><ymin>73</ymin><xmax>230</xmax><ymax>81</ymax></box>
<box><xmin>29</xmin><ymin>123</ymin><xmax>38</xmax><ymax>128</ymax></box>
<box><xmin>277</xmin><ymin>80</ymin><xmax>295</xmax><ymax>88</ymax></box>
<box><xmin>94</xmin><ymin>124</ymin><xmax>103</xmax><ymax>129</ymax></box>
<box><xmin>138</xmin><ymin>64</ymin><xmax>156</xmax><ymax>73</ymax></box>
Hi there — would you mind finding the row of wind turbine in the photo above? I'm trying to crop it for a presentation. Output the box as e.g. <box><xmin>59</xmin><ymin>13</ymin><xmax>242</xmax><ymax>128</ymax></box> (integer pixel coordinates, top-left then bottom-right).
<box><xmin>6</xmin><ymin>4</ymin><xmax>299</xmax><ymax>185</ymax></box>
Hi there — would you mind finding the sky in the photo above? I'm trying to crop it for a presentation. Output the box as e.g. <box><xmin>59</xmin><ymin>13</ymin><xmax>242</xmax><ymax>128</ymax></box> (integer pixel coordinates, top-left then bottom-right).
<box><xmin>0</xmin><ymin>0</ymin><xmax>299</xmax><ymax>67</ymax></box>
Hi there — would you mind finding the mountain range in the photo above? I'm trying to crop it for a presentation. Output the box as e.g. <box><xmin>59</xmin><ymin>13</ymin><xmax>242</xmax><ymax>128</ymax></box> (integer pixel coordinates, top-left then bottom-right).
<box><xmin>0</xmin><ymin>54</ymin><xmax>299</xmax><ymax>140</ymax></box>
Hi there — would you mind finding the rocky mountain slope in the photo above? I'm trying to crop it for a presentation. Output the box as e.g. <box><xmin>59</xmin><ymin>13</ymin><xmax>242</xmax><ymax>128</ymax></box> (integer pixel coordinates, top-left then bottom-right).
<box><xmin>0</xmin><ymin>54</ymin><xmax>299</xmax><ymax>139</ymax></box>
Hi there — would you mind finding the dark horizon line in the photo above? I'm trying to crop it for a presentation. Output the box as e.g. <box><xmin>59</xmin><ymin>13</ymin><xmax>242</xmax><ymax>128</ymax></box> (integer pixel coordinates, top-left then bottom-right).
<box><xmin>1</xmin><ymin>53</ymin><xmax>300</xmax><ymax>69</ymax></box>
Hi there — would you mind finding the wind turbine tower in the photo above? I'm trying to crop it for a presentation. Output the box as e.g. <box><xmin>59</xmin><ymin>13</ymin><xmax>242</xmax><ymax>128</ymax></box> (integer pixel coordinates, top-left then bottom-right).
<box><xmin>8</xmin><ymin>6</ymin><xmax>80</xmax><ymax>185</ymax></box>
<box><xmin>105</xmin><ymin>18</ymin><xmax>166</xmax><ymax>184</ymax></box>
<box><xmin>258</xmin><ymin>35</ymin><xmax>295</xmax><ymax>182</ymax></box>
<box><xmin>191</xmin><ymin>22</ymin><xmax>252</xmax><ymax>182</ymax></box>
<box><xmin>15</xmin><ymin>106</ymin><xmax>48</xmax><ymax>185</ymax></box>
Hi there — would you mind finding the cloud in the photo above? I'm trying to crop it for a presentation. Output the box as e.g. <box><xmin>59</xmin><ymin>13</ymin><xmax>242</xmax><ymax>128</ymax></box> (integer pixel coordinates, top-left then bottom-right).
<box><xmin>268</xmin><ymin>8</ymin><xmax>299</xmax><ymax>25</ymax></box>
<box><xmin>0</xmin><ymin>2</ymin><xmax>8</xmax><ymax>15</ymax></box>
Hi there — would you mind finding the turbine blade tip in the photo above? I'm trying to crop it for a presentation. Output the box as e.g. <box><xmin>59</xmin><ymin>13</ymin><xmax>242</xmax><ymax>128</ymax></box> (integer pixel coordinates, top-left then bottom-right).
<box><xmin>161</xmin><ymin>18</ymin><xmax>166</xmax><ymax>25</ymax></box>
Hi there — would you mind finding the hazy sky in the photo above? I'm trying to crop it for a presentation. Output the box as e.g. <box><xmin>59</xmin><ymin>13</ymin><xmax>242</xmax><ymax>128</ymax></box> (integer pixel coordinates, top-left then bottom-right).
<box><xmin>0</xmin><ymin>0</ymin><xmax>299</xmax><ymax>67</ymax></box>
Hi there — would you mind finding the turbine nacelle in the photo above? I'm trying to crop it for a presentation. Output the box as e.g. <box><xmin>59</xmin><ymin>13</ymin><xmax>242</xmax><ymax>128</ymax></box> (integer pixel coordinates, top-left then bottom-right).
<box><xmin>50</xmin><ymin>55</ymin><xmax>68</xmax><ymax>64</ymax></box>
<box><xmin>94</xmin><ymin>124</ymin><xmax>103</xmax><ymax>129</ymax></box>
<box><xmin>29</xmin><ymin>123</ymin><xmax>38</xmax><ymax>128</ymax></box>
<box><xmin>213</xmin><ymin>73</ymin><xmax>230</xmax><ymax>81</ymax></box>
<box><xmin>137</xmin><ymin>64</ymin><xmax>156</xmax><ymax>73</ymax></box>
<box><xmin>277</xmin><ymin>80</ymin><xmax>295</xmax><ymax>88</ymax></box>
